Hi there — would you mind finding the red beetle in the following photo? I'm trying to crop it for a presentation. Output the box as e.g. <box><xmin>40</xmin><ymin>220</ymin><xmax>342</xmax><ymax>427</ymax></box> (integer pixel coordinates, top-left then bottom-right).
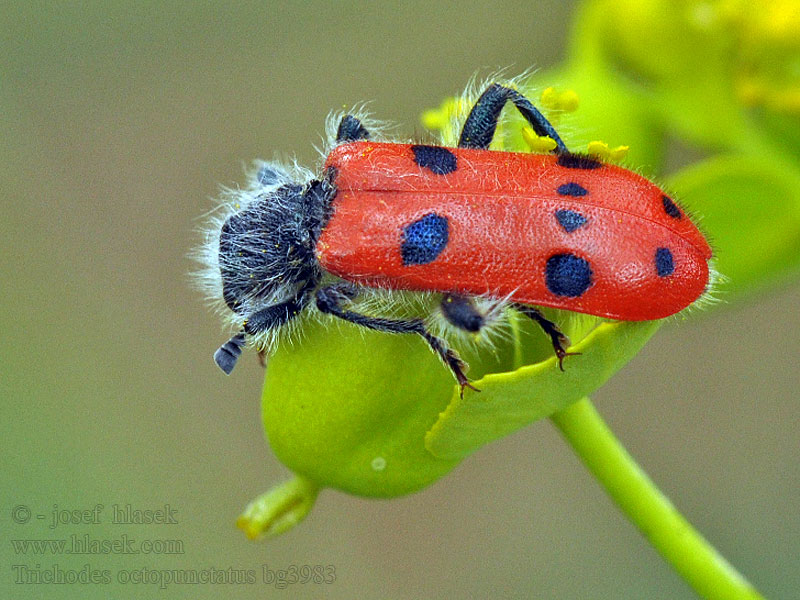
<box><xmin>198</xmin><ymin>83</ymin><xmax>712</xmax><ymax>391</ymax></box>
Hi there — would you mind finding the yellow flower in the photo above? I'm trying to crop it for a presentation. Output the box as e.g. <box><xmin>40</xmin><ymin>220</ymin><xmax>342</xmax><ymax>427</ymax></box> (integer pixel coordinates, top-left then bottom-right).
<box><xmin>587</xmin><ymin>141</ymin><xmax>630</xmax><ymax>162</ymax></box>
<box><xmin>522</xmin><ymin>127</ymin><xmax>558</xmax><ymax>152</ymax></box>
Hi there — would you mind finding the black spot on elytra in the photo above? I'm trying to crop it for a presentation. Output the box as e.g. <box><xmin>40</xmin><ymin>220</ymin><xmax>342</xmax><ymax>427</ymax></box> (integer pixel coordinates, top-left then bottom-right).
<box><xmin>411</xmin><ymin>145</ymin><xmax>457</xmax><ymax>175</ymax></box>
<box><xmin>662</xmin><ymin>195</ymin><xmax>682</xmax><ymax>219</ymax></box>
<box><xmin>557</xmin><ymin>153</ymin><xmax>602</xmax><ymax>170</ymax></box>
<box><xmin>401</xmin><ymin>213</ymin><xmax>449</xmax><ymax>265</ymax></box>
<box><xmin>545</xmin><ymin>253</ymin><xmax>593</xmax><ymax>297</ymax></box>
<box><xmin>655</xmin><ymin>247</ymin><xmax>674</xmax><ymax>277</ymax></box>
<box><xmin>557</xmin><ymin>182</ymin><xmax>588</xmax><ymax>196</ymax></box>
<box><xmin>555</xmin><ymin>209</ymin><xmax>588</xmax><ymax>232</ymax></box>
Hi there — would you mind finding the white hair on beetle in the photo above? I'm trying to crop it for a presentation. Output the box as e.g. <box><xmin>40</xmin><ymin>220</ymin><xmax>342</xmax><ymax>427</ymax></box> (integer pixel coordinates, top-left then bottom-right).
<box><xmin>320</xmin><ymin>103</ymin><xmax>400</xmax><ymax>157</ymax></box>
<box><xmin>672</xmin><ymin>260</ymin><xmax>724</xmax><ymax>319</ymax></box>
<box><xmin>427</xmin><ymin>292</ymin><xmax>516</xmax><ymax>355</ymax></box>
<box><xmin>190</xmin><ymin>158</ymin><xmax>318</xmax><ymax>354</ymax></box>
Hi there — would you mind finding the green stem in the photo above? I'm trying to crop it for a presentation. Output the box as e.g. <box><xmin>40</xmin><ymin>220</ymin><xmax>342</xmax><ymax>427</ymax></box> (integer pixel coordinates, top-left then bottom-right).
<box><xmin>550</xmin><ymin>397</ymin><xmax>764</xmax><ymax>600</ymax></box>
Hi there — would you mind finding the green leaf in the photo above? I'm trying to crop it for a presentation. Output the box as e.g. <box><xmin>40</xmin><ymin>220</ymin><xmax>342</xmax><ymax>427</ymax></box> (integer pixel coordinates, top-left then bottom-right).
<box><xmin>262</xmin><ymin>311</ymin><xmax>662</xmax><ymax>496</ymax></box>
<box><xmin>760</xmin><ymin>112</ymin><xmax>800</xmax><ymax>164</ymax></box>
<box><xmin>669</xmin><ymin>153</ymin><xmax>800</xmax><ymax>294</ymax></box>
<box><xmin>425</xmin><ymin>320</ymin><xmax>662</xmax><ymax>460</ymax></box>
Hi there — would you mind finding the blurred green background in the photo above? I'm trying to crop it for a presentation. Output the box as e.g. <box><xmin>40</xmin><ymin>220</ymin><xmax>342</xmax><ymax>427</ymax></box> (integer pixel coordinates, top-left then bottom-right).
<box><xmin>2</xmin><ymin>1</ymin><xmax>798</xmax><ymax>598</ymax></box>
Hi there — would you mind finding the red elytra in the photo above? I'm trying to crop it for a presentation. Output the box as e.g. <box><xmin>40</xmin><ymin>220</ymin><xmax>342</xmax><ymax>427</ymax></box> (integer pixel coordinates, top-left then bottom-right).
<box><xmin>317</xmin><ymin>141</ymin><xmax>712</xmax><ymax>321</ymax></box>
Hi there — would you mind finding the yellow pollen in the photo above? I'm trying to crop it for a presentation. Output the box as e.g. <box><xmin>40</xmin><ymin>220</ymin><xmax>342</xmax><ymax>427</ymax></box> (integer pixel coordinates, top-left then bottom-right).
<box><xmin>522</xmin><ymin>126</ymin><xmax>557</xmax><ymax>153</ymax></box>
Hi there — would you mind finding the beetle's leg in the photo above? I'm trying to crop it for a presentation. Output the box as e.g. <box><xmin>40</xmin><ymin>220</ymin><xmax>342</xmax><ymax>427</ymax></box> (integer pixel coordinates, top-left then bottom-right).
<box><xmin>459</xmin><ymin>83</ymin><xmax>568</xmax><ymax>153</ymax></box>
<box><xmin>214</xmin><ymin>292</ymin><xmax>310</xmax><ymax>375</ymax></box>
<box><xmin>440</xmin><ymin>293</ymin><xmax>485</xmax><ymax>333</ymax></box>
<box><xmin>513</xmin><ymin>304</ymin><xmax>579</xmax><ymax>371</ymax></box>
<box><xmin>316</xmin><ymin>283</ymin><xmax>478</xmax><ymax>396</ymax></box>
<box><xmin>336</xmin><ymin>115</ymin><xmax>370</xmax><ymax>143</ymax></box>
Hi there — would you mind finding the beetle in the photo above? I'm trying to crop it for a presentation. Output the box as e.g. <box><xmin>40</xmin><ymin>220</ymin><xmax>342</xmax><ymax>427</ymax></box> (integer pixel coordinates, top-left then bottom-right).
<box><xmin>197</xmin><ymin>83</ymin><xmax>712</xmax><ymax>392</ymax></box>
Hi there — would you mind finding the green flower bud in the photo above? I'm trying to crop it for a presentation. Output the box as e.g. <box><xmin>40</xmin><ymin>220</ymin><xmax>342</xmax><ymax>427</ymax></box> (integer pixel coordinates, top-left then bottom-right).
<box><xmin>237</xmin><ymin>476</ymin><xmax>319</xmax><ymax>539</ymax></box>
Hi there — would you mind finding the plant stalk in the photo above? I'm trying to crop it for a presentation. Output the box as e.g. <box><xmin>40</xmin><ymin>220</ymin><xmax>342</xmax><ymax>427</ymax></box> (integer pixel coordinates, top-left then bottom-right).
<box><xmin>550</xmin><ymin>397</ymin><xmax>764</xmax><ymax>600</ymax></box>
